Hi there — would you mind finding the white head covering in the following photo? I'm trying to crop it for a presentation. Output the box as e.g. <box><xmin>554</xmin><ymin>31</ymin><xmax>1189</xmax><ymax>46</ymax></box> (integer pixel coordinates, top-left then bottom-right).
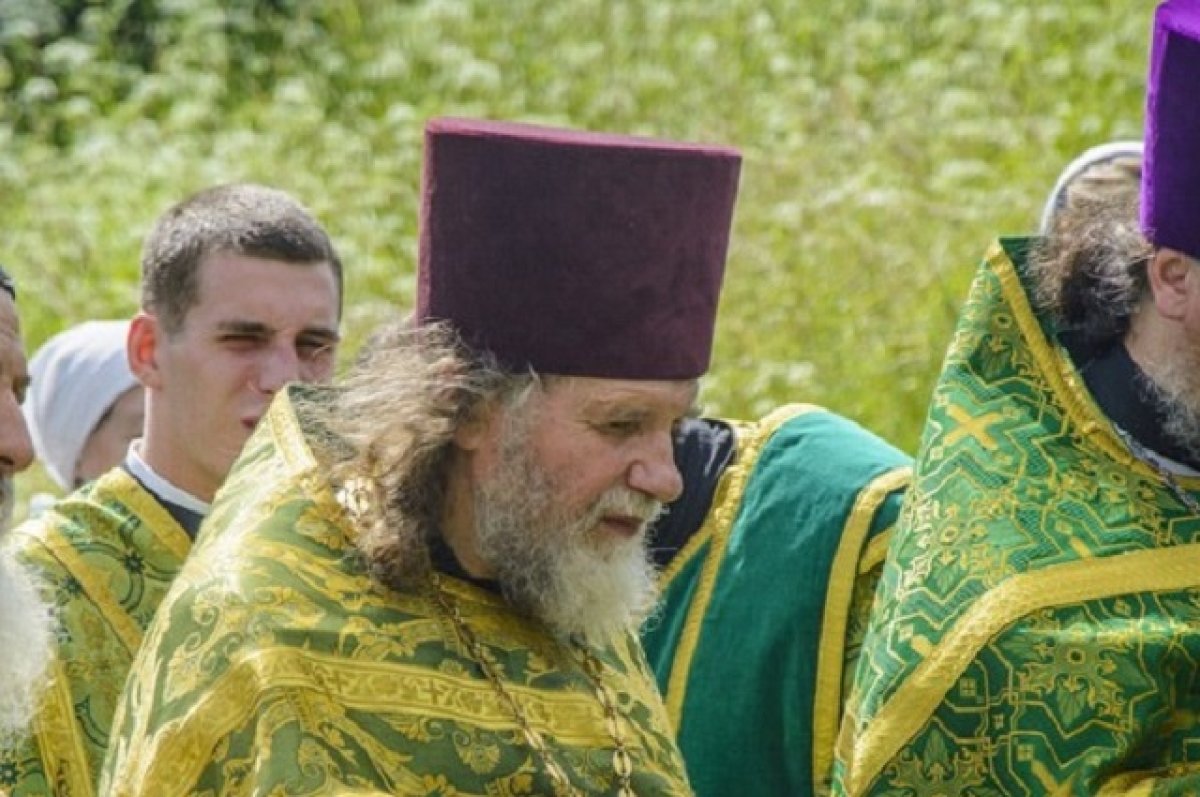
<box><xmin>1039</xmin><ymin>140</ymin><xmax>1144</xmax><ymax>234</ymax></box>
<box><xmin>24</xmin><ymin>320</ymin><xmax>139</xmax><ymax>490</ymax></box>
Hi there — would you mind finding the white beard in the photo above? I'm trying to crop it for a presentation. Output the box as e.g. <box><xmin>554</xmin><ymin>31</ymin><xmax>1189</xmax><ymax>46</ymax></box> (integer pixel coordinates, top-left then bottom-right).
<box><xmin>0</xmin><ymin>476</ymin><xmax>55</xmax><ymax>748</ymax></box>
<box><xmin>473</xmin><ymin>420</ymin><xmax>662</xmax><ymax>649</ymax></box>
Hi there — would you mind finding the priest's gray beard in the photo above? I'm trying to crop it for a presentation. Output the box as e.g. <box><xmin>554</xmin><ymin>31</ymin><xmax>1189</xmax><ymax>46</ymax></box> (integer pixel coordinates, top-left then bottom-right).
<box><xmin>473</xmin><ymin>419</ymin><xmax>663</xmax><ymax>649</ymax></box>
<box><xmin>0</xmin><ymin>476</ymin><xmax>54</xmax><ymax>748</ymax></box>
<box><xmin>1142</xmin><ymin>339</ymin><xmax>1200</xmax><ymax>464</ymax></box>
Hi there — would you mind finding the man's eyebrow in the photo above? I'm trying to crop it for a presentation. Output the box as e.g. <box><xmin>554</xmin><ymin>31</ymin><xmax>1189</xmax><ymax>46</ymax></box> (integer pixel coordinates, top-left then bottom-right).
<box><xmin>216</xmin><ymin>320</ymin><xmax>272</xmax><ymax>336</ymax></box>
<box><xmin>298</xmin><ymin>326</ymin><xmax>341</xmax><ymax>343</ymax></box>
<box><xmin>214</xmin><ymin>320</ymin><xmax>340</xmax><ymax>343</ymax></box>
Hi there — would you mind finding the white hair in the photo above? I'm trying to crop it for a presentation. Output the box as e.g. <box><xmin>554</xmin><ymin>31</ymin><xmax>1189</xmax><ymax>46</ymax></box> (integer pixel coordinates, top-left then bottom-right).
<box><xmin>473</xmin><ymin>398</ymin><xmax>662</xmax><ymax>648</ymax></box>
<box><xmin>0</xmin><ymin>478</ymin><xmax>55</xmax><ymax>748</ymax></box>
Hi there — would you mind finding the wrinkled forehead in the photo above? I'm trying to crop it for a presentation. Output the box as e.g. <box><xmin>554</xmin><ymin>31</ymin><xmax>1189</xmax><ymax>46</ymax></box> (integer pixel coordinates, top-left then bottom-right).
<box><xmin>542</xmin><ymin>375</ymin><xmax>700</xmax><ymax>413</ymax></box>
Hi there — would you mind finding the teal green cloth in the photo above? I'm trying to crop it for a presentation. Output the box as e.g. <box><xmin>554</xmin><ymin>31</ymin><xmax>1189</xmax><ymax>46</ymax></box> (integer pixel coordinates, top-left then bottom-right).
<box><xmin>642</xmin><ymin>404</ymin><xmax>910</xmax><ymax>796</ymax></box>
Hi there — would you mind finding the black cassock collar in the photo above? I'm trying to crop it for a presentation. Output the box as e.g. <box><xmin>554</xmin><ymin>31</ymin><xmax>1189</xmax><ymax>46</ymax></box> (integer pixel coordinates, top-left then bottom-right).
<box><xmin>1076</xmin><ymin>340</ymin><xmax>1200</xmax><ymax>472</ymax></box>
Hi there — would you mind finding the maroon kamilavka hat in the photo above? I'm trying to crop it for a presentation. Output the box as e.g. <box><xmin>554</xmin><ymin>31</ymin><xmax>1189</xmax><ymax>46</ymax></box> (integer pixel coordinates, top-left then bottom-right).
<box><xmin>1141</xmin><ymin>0</ymin><xmax>1200</xmax><ymax>258</ymax></box>
<box><xmin>416</xmin><ymin>118</ymin><xmax>741</xmax><ymax>379</ymax></box>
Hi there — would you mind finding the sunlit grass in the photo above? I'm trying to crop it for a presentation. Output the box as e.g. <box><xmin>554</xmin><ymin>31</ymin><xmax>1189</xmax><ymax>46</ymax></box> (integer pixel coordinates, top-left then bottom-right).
<box><xmin>1</xmin><ymin>0</ymin><xmax>1146</xmax><ymax>504</ymax></box>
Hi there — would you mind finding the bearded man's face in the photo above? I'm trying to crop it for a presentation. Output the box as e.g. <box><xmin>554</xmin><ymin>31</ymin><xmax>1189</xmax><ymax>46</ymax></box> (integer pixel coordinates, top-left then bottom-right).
<box><xmin>0</xmin><ymin>290</ymin><xmax>52</xmax><ymax>747</ymax></box>
<box><xmin>468</xmin><ymin>377</ymin><xmax>697</xmax><ymax>647</ymax></box>
<box><xmin>1138</xmin><ymin>250</ymin><xmax>1200</xmax><ymax>459</ymax></box>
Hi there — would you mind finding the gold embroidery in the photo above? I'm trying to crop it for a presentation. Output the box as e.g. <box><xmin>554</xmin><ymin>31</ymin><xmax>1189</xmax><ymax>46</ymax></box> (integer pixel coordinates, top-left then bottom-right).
<box><xmin>19</xmin><ymin>470</ymin><xmax>189</xmax><ymax>656</ymax></box>
<box><xmin>857</xmin><ymin>529</ymin><xmax>893</xmax><ymax>576</ymax></box>
<box><xmin>990</xmin><ymin>244</ymin><xmax>1200</xmax><ymax>494</ymax></box>
<box><xmin>844</xmin><ymin>543</ymin><xmax>1200</xmax><ymax>795</ymax></box>
<box><xmin>810</xmin><ymin>466</ymin><xmax>910</xmax><ymax>795</ymax></box>
<box><xmin>32</xmin><ymin>659</ymin><xmax>94</xmax><ymax>797</ymax></box>
<box><xmin>943</xmin><ymin>405</ymin><xmax>1002</xmax><ymax>450</ymax></box>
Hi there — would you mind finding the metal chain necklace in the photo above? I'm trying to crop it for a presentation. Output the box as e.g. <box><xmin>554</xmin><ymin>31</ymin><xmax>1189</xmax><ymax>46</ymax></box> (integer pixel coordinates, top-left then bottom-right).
<box><xmin>1116</xmin><ymin>428</ymin><xmax>1200</xmax><ymax>516</ymax></box>
<box><xmin>427</xmin><ymin>572</ymin><xmax>638</xmax><ymax>797</ymax></box>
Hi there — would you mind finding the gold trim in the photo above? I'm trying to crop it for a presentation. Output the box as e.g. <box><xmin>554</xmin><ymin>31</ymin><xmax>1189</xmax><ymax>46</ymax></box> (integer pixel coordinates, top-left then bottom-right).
<box><xmin>24</xmin><ymin>472</ymin><xmax>189</xmax><ymax>655</ymax></box>
<box><xmin>102</xmin><ymin>469</ymin><xmax>193</xmax><ymax>562</ymax></box>
<box><xmin>663</xmin><ymin>403</ymin><xmax>820</xmax><ymax>728</ymax></box>
<box><xmin>33</xmin><ymin>659</ymin><xmax>95</xmax><ymax>797</ymax></box>
<box><xmin>268</xmin><ymin>388</ymin><xmax>320</xmax><ymax>476</ymax></box>
<box><xmin>844</xmin><ymin>543</ymin><xmax>1200</xmax><ymax>795</ymax></box>
<box><xmin>858</xmin><ymin>528</ymin><xmax>894</xmax><ymax>576</ymax></box>
<box><xmin>1095</xmin><ymin>771</ymin><xmax>1157</xmax><ymax>797</ymax></box>
<box><xmin>989</xmin><ymin>244</ymin><xmax>1200</xmax><ymax>492</ymax></box>
<box><xmin>125</xmin><ymin>646</ymin><xmax>621</xmax><ymax>795</ymax></box>
<box><xmin>810</xmin><ymin>466</ymin><xmax>910</xmax><ymax>795</ymax></box>
<box><xmin>656</xmin><ymin>524</ymin><xmax>712</xmax><ymax>591</ymax></box>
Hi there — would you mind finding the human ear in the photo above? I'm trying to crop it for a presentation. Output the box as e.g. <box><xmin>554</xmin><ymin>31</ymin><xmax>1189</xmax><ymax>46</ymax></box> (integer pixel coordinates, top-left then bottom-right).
<box><xmin>1147</xmin><ymin>247</ymin><xmax>1194</xmax><ymax>322</ymax></box>
<box><xmin>127</xmin><ymin>312</ymin><xmax>165</xmax><ymax>390</ymax></box>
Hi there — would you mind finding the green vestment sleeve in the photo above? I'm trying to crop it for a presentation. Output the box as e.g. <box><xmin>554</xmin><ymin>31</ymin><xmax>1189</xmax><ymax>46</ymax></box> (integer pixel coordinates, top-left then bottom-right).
<box><xmin>642</xmin><ymin>404</ymin><xmax>910</xmax><ymax>797</ymax></box>
<box><xmin>1</xmin><ymin>470</ymin><xmax>191</xmax><ymax>797</ymax></box>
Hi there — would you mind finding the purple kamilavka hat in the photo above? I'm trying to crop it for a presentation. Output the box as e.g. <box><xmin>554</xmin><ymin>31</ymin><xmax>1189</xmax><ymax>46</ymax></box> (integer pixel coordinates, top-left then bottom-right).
<box><xmin>1142</xmin><ymin>0</ymin><xmax>1200</xmax><ymax>257</ymax></box>
<box><xmin>416</xmin><ymin>118</ymin><xmax>741</xmax><ymax>379</ymax></box>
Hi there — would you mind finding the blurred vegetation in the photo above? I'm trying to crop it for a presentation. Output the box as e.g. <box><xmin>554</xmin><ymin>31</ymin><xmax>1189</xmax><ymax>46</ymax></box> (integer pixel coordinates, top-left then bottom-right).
<box><xmin>1</xmin><ymin>0</ymin><xmax>1147</xmax><ymax>499</ymax></box>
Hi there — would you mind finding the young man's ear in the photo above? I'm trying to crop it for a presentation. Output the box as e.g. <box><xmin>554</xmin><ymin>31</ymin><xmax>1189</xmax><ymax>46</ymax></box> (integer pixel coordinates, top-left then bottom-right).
<box><xmin>1147</xmin><ymin>247</ymin><xmax>1197</xmax><ymax>322</ymax></box>
<box><xmin>127</xmin><ymin>312</ymin><xmax>165</xmax><ymax>390</ymax></box>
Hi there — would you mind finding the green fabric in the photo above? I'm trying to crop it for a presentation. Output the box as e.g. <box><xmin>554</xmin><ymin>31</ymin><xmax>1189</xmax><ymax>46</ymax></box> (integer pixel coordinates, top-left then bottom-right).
<box><xmin>101</xmin><ymin>385</ymin><xmax>693</xmax><ymax>797</ymax></box>
<box><xmin>835</xmin><ymin>239</ymin><xmax>1200</xmax><ymax>796</ymax></box>
<box><xmin>642</xmin><ymin>405</ymin><xmax>909</xmax><ymax>797</ymax></box>
<box><xmin>0</xmin><ymin>469</ymin><xmax>191</xmax><ymax>797</ymax></box>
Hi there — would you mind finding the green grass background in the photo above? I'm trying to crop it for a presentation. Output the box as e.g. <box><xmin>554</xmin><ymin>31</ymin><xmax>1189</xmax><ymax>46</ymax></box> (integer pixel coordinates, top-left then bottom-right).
<box><xmin>1</xmin><ymin>0</ymin><xmax>1148</xmax><ymax>501</ymax></box>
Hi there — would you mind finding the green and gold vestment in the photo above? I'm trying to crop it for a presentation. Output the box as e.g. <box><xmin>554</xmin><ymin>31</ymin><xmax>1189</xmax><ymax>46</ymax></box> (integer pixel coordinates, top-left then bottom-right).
<box><xmin>100</xmin><ymin>385</ymin><xmax>693</xmax><ymax>797</ymax></box>
<box><xmin>1</xmin><ymin>470</ymin><xmax>191</xmax><ymax>797</ymax></box>
<box><xmin>835</xmin><ymin>239</ymin><xmax>1200</xmax><ymax>795</ymax></box>
<box><xmin>642</xmin><ymin>405</ymin><xmax>910</xmax><ymax>797</ymax></box>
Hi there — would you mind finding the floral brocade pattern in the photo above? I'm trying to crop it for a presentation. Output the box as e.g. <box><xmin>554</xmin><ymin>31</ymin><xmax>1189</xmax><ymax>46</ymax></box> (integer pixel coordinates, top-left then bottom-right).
<box><xmin>0</xmin><ymin>470</ymin><xmax>191</xmax><ymax>797</ymax></box>
<box><xmin>100</xmin><ymin>385</ymin><xmax>693</xmax><ymax>797</ymax></box>
<box><xmin>834</xmin><ymin>239</ymin><xmax>1200</xmax><ymax>796</ymax></box>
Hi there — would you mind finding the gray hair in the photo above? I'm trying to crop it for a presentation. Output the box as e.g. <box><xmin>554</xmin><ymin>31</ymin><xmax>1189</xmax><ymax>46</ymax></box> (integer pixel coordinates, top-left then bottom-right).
<box><xmin>323</xmin><ymin>320</ymin><xmax>536</xmax><ymax>587</ymax></box>
<box><xmin>1030</xmin><ymin>189</ymin><xmax>1152</xmax><ymax>350</ymax></box>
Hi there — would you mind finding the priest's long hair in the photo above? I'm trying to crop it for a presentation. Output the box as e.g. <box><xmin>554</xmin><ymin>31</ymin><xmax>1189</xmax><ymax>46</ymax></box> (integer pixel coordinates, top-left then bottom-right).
<box><xmin>320</xmin><ymin>320</ymin><xmax>533</xmax><ymax>588</ymax></box>
<box><xmin>1030</xmin><ymin>190</ymin><xmax>1152</xmax><ymax>351</ymax></box>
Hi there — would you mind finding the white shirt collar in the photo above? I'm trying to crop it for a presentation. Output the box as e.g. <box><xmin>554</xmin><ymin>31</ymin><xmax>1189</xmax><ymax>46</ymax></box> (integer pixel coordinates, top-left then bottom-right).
<box><xmin>125</xmin><ymin>440</ymin><xmax>211</xmax><ymax>516</ymax></box>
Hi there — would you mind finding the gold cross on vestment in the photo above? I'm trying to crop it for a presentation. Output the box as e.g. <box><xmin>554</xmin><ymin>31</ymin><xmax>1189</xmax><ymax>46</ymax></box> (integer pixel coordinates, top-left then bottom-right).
<box><xmin>944</xmin><ymin>405</ymin><xmax>1002</xmax><ymax>450</ymax></box>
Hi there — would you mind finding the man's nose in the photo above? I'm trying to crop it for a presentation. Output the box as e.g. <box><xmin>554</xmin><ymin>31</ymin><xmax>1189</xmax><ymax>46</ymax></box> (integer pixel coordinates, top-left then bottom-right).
<box><xmin>0</xmin><ymin>393</ymin><xmax>34</xmax><ymax>474</ymax></box>
<box><xmin>251</xmin><ymin>346</ymin><xmax>301</xmax><ymax>394</ymax></box>
<box><xmin>627</xmin><ymin>432</ymin><xmax>684</xmax><ymax>505</ymax></box>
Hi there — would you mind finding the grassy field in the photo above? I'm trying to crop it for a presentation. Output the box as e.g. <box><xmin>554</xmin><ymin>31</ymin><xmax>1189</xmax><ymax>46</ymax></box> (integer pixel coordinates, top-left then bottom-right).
<box><xmin>0</xmin><ymin>0</ymin><xmax>1148</xmax><ymax>494</ymax></box>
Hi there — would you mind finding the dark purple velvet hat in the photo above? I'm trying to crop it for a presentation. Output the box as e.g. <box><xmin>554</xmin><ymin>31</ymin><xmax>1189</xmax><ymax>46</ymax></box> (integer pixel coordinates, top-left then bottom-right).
<box><xmin>1141</xmin><ymin>1</ymin><xmax>1200</xmax><ymax>257</ymax></box>
<box><xmin>416</xmin><ymin>118</ymin><xmax>741</xmax><ymax>379</ymax></box>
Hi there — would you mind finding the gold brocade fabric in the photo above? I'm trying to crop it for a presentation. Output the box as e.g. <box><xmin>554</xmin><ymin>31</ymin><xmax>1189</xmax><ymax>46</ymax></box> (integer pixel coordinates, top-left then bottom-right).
<box><xmin>100</xmin><ymin>385</ymin><xmax>693</xmax><ymax>797</ymax></box>
<box><xmin>0</xmin><ymin>470</ymin><xmax>192</xmax><ymax>797</ymax></box>
<box><xmin>834</xmin><ymin>239</ymin><xmax>1200</xmax><ymax>796</ymax></box>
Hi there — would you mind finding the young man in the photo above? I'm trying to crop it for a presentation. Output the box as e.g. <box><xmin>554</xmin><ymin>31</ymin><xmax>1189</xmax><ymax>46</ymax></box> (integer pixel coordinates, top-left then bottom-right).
<box><xmin>102</xmin><ymin>118</ymin><xmax>740</xmax><ymax>795</ymax></box>
<box><xmin>1</xmin><ymin>184</ymin><xmax>343</xmax><ymax>795</ymax></box>
<box><xmin>0</xmin><ymin>266</ymin><xmax>52</xmax><ymax>752</ymax></box>
<box><xmin>836</xmin><ymin>3</ymin><xmax>1200</xmax><ymax>793</ymax></box>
